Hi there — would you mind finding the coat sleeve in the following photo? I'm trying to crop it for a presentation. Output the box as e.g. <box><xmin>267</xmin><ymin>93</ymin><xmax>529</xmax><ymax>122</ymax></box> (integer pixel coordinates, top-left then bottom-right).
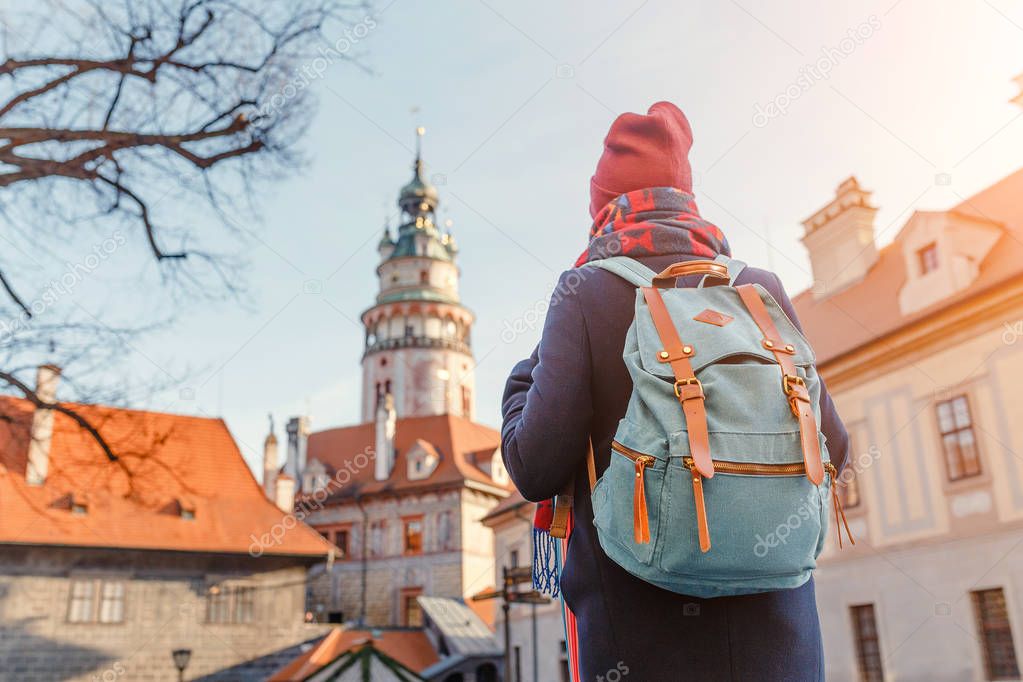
<box><xmin>767</xmin><ymin>272</ymin><xmax>851</xmax><ymax>474</ymax></box>
<box><xmin>501</xmin><ymin>271</ymin><xmax>593</xmax><ymax>502</ymax></box>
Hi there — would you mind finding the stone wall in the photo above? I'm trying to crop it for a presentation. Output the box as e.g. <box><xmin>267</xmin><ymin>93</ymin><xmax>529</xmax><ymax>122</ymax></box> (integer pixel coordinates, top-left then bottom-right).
<box><xmin>305</xmin><ymin>486</ymin><xmax>503</xmax><ymax>627</ymax></box>
<box><xmin>0</xmin><ymin>546</ymin><xmax>327</xmax><ymax>682</ymax></box>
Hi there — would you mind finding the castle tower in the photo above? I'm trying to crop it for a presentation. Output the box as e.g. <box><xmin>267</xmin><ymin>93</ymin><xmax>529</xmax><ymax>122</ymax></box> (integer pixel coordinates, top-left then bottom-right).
<box><xmin>360</xmin><ymin>128</ymin><xmax>476</xmax><ymax>422</ymax></box>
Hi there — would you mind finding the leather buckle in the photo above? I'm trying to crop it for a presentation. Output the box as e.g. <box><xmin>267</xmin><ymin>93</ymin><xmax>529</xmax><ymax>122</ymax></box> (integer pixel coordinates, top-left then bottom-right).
<box><xmin>674</xmin><ymin>378</ymin><xmax>704</xmax><ymax>401</ymax></box>
<box><xmin>782</xmin><ymin>374</ymin><xmax>806</xmax><ymax>397</ymax></box>
<box><xmin>783</xmin><ymin>374</ymin><xmax>809</xmax><ymax>416</ymax></box>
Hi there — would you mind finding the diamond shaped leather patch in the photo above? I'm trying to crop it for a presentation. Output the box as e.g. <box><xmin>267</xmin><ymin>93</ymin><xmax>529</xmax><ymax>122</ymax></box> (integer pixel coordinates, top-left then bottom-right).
<box><xmin>693</xmin><ymin>309</ymin><xmax>734</xmax><ymax>327</ymax></box>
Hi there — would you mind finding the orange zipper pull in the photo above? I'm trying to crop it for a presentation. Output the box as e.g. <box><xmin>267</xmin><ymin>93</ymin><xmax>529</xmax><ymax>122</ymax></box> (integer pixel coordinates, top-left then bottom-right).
<box><xmin>633</xmin><ymin>457</ymin><xmax>652</xmax><ymax>544</ymax></box>
<box><xmin>685</xmin><ymin>458</ymin><xmax>711</xmax><ymax>553</ymax></box>
<box><xmin>826</xmin><ymin>463</ymin><xmax>855</xmax><ymax>549</ymax></box>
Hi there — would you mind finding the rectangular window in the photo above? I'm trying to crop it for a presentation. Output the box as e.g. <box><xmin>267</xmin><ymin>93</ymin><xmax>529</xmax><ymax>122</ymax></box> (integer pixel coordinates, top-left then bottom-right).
<box><xmin>461</xmin><ymin>386</ymin><xmax>471</xmax><ymax>414</ymax></box>
<box><xmin>838</xmin><ymin>429</ymin><xmax>863</xmax><ymax>509</ymax></box>
<box><xmin>436</xmin><ymin>510</ymin><xmax>455</xmax><ymax>552</ymax></box>
<box><xmin>918</xmin><ymin>242</ymin><xmax>939</xmax><ymax>274</ymax></box>
<box><xmin>67</xmin><ymin>580</ymin><xmax>96</xmax><ymax>623</ymax></box>
<box><xmin>67</xmin><ymin>579</ymin><xmax>125</xmax><ymax>624</ymax></box>
<box><xmin>840</xmin><ymin>468</ymin><xmax>861</xmax><ymax>509</ymax></box>
<box><xmin>98</xmin><ymin>581</ymin><xmax>125</xmax><ymax>623</ymax></box>
<box><xmin>233</xmin><ymin>586</ymin><xmax>254</xmax><ymax>623</ymax></box>
<box><xmin>206</xmin><ymin>585</ymin><xmax>255</xmax><ymax>625</ymax></box>
<box><xmin>850</xmin><ymin>604</ymin><xmax>884</xmax><ymax>682</ymax></box>
<box><xmin>937</xmin><ymin>395</ymin><xmax>981</xmax><ymax>481</ymax></box>
<box><xmin>404</xmin><ymin>516</ymin><xmax>424</xmax><ymax>555</ymax></box>
<box><xmin>370</xmin><ymin>520</ymin><xmax>387</xmax><ymax>557</ymax></box>
<box><xmin>334</xmin><ymin>528</ymin><xmax>350</xmax><ymax>559</ymax></box>
<box><xmin>972</xmin><ymin>588</ymin><xmax>1020</xmax><ymax>680</ymax></box>
<box><xmin>401</xmin><ymin>587</ymin><xmax>423</xmax><ymax>627</ymax></box>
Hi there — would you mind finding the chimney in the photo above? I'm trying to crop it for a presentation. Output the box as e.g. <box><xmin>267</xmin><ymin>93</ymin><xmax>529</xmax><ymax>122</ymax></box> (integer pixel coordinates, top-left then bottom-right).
<box><xmin>274</xmin><ymin>474</ymin><xmax>295</xmax><ymax>512</ymax></box>
<box><xmin>801</xmin><ymin>176</ymin><xmax>879</xmax><ymax>297</ymax></box>
<box><xmin>26</xmin><ymin>364</ymin><xmax>61</xmax><ymax>486</ymax></box>
<box><xmin>374</xmin><ymin>393</ymin><xmax>396</xmax><ymax>481</ymax></box>
<box><xmin>263</xmin><ymin>415</ymin><xmax>279</xmax><ymax>500</ymax></box>
<box><xmin>284</xmin><ymin>416</ymin><xmax>310</xmax><ymax>488</ymax></box>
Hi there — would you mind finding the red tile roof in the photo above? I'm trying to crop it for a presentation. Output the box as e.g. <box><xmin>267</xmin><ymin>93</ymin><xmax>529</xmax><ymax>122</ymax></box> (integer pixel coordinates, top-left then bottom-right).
<box><xmin>0</xmin><ymin>396</ymin><xmax>332</xmax><ymax>557</ymax></box>
<box><xmin>269</xmin><ymin>627</ymin><xmax>438</xmax><ymax>680</ymax></box>
<box><xmin>480</xmin><ymin>490</ymin><xmax>529</xmax><ymax>525</ymax></box>
<box><xmin>302</xmin><ymin>414</ymin><xmax>511</xmax><ymax>501</ymax></box>
<box><xmin>792</xmin><ymin>168</ymin><xmax>1023</xmax><ymax>364</ymax></box>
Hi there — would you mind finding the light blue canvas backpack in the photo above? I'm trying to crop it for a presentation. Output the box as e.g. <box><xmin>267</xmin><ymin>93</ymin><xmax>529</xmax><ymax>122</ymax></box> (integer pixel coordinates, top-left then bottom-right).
<box><xmin>580</xmin><ymin>255</ymin><xmax>852</xmax><ymax>598</ymax></box>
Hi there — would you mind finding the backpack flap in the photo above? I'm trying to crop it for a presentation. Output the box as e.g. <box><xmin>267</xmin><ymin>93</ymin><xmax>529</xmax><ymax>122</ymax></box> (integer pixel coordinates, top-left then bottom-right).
<box><xmin>633</xmin><ymin>283</ymin><xmax>814</xmax><ymax>380</ymax></box>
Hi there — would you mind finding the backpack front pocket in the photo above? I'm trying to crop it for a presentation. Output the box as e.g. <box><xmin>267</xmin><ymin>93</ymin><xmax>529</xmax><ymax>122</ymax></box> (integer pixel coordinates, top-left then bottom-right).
<box><xmin>658</xmin><ymin>454</ymin><xmax>828</xmax><ymax>580</ymax></box>
<box><xmin>592</xmin><ymin>441</ymin><xmax>667</xmax><ymax>565</ymax></box>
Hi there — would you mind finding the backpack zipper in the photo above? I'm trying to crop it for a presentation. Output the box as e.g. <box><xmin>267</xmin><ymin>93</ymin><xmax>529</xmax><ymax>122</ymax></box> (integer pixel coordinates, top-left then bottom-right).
<box><xmin>611</xmin><ymin>441</ymin><xmax>655</xmax><ymax>544</ymax></box>
<box><xmin>612</xmin><ymin>442</ymin><xmax>852</xmax><ymax>553</ymax></box>
<box><xmin>683</xmin><ymin>457</ymin><xmax>824</xmax><ymax>477</ymax></box>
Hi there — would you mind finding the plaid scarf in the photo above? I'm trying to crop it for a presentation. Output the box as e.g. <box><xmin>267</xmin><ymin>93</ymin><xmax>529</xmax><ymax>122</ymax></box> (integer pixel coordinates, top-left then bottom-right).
<box><xmin>575</xmin><ymin>186</ymin><xmax>730</xmax><ymax>266</ymax></box>
<box><xmin>532</xmin><ymin>186</ymin><xmax>730</xmax><ymax>597</ymax></box>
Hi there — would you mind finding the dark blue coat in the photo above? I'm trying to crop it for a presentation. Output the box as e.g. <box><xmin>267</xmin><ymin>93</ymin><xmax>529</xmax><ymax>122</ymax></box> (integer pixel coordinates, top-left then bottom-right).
<box><xmin>501</xmin><ymin>254</ymin><xmax>849</xmax><ymax>682</ymax></box>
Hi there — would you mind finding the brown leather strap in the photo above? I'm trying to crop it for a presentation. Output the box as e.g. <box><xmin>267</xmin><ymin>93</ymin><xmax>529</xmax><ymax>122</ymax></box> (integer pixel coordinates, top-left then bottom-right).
<box><xmin>641</xmin><ymin>287</ymin><xmax>714</xmax><ymax>478</ymax></box>
<box><xmin>550</xmin><ymin>494</ymin><xmax>571</xmax><ymax>539</ymax></box>
<box><xmin>735</xmin><ymin>285</ymin><xmax>825</xmax><ymax>485</ymax></box>
<box><xmin>652</xmin><ymin>260</ymin><xmax>730</xmax><ymax>288</ymax></box>
<box><xmin>586</xmin><ymin>441</ymin><xmax>597</xmax><ymax>491</ymax></box>
<box><xmin>690</xmin><ymin>466</ymin><xmax>711</xmax><ymax>553</ymax></box>
<box><xmin>550</xmin><ymin>440</ymin><xmax>598</xmax><ymax>539</ymax></box>
<box><xmin>633</xmin><ymin>457</ymin><xmax>651</xmax><ymax>544</ymax></box>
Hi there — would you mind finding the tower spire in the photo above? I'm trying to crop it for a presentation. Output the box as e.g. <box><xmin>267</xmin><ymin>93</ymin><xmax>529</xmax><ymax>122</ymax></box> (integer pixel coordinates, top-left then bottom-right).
<box><xmin>360</xmin><ymin>128</ymin><xmax>476</xmax><ymax>422</ymax></box>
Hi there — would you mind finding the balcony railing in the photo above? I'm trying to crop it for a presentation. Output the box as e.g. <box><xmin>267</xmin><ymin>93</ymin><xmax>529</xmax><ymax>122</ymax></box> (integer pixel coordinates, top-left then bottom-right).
<box><xmin>364</xmin><ymin>335</ymin><xmax>471</xmax><ymax>356</ymax></box>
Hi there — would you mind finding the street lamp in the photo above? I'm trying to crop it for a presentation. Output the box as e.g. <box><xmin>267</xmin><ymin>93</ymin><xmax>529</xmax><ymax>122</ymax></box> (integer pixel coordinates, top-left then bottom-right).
<box><xmin>171</xmin><ymin>649</ymin><xmax>192</xmax><ymax>682</ymax></box>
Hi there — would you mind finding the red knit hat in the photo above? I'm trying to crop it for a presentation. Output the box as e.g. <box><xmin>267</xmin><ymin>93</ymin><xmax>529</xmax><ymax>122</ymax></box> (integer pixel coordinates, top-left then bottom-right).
<box><xmin>589</xmin><ymin>101</ymin><xmax>694</xmax><ymax>218</ymax></box>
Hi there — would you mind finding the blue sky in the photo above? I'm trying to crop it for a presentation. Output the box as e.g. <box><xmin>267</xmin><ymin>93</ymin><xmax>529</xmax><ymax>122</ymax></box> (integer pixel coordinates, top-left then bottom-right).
<box><xmin>84</xmin><ymin>0</ymin><xmax>1023</xmax><ymax>474</ymax></box>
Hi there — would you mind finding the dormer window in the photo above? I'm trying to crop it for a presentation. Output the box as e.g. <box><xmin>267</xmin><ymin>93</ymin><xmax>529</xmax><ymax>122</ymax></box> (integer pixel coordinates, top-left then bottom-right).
<box><xmin>918</xmin><ymin>242</ymin><xmax>939</xmax><ymax>274</ymax></box>
<box><xmin>176</xmin><ymin>497</ymin><xmax>197</xmax><ymax>520</ymax></box>
<box><xmin>406</xmin><ymin>440</ymin><xmax>439</xmax><ymax>480</ymax></box>
<box><xmin>68</xmin><ymin>492</ymin><xmax>90</xmax><ymax>516</ymax></box>
<box><xmin>490</xmin><ymin>450</ymin><xmax>509</xmax><ymax>486</ymax></box>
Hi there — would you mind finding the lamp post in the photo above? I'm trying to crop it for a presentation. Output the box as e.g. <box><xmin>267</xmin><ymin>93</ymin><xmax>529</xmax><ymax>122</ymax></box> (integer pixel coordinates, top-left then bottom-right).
<box><xmin>171</xmin><ymin>648</ymin><xmax>191</xmax><ymax>682</ymax></box>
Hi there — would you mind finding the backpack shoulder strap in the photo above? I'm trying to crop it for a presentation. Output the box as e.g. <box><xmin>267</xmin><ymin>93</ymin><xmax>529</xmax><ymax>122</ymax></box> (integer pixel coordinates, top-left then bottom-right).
<box><xmin>699</xmin><ymin>254</ymin><xmax>747</xmax><ymax>287</ymax></box>
<box><xmin>580</xmin><ymin>256</ymin><xmax>656</xmax><ymax>287</ymax></box>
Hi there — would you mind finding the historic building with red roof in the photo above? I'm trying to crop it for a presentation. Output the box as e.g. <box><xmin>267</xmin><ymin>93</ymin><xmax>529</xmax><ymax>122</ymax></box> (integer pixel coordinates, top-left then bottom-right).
<box><xmin>266</xmin><ymin>131</ymin><xmax>512</xmax><ymax>629</ymax></box>
<box><xmin>795</xmin><ymin>163</ymin><xmax>1023</xmax><ymax>680</ymax></box>
<box><xmin>0</xmin><ymin>366</ymin><xmax>334</xmax><ymax>681</ymax></box>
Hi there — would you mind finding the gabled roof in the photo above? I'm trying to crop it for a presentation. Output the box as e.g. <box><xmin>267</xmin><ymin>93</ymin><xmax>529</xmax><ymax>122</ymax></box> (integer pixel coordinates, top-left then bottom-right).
<box><xmin>792</xmin><ymin>167</ymin><xmax>1023</xmax><ymax>364</ymax></box>
<box><xmin>480</xmin><ymin>490</ymin><xmax>529</xmax><ymax>526</ymax></box>
<box><xmin>269</xmin><ymin>628</ymin><xmax>436</xmax><ymax>681</ymax></box>
<box><xmin>0</xmin><ymin>396</ymin><xmax>331</xmax><ymax>557</ymax></box>
<box><xmin>303</xmin><ymin>414</ymin><xmax>511</xmax><ymax>502</ymax></box>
